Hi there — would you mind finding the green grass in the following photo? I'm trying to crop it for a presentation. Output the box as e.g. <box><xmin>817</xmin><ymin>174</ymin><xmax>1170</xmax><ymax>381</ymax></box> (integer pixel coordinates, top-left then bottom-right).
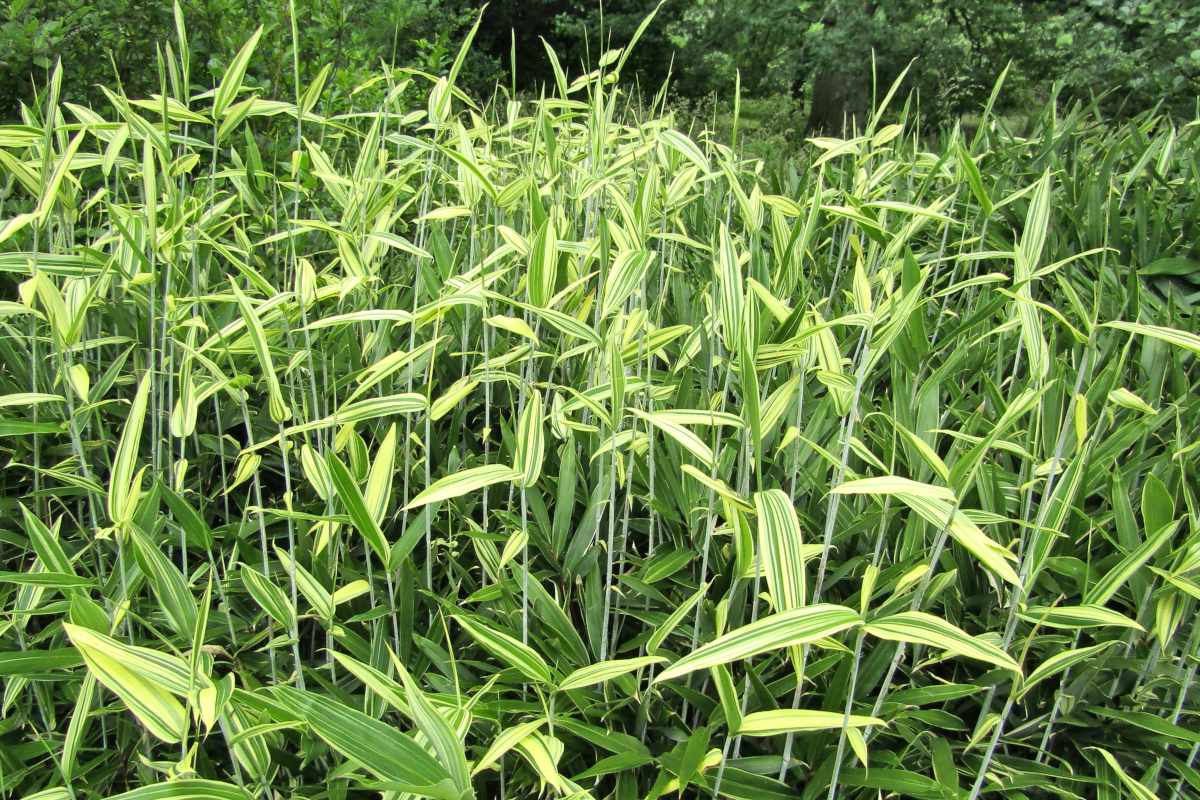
<box><xmin>1</xmin><ymin>6</ymin><xmax>1199</xmax><ymax>800</ymax></box>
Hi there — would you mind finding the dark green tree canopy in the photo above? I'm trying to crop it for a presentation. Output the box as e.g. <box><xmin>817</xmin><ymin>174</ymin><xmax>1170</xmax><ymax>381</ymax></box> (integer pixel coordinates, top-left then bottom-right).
<box><xmin>3</xmin><ymin>1</ymin><xmax>1199</xmax><ymax>126</ymax></box>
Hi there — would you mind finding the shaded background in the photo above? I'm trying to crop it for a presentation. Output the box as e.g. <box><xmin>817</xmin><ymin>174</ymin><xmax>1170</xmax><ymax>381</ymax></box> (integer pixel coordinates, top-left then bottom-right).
<box><xmin>3</xmin><ymin>0</ymin><xmax>1199</xmax><ymax>133</ymax></box>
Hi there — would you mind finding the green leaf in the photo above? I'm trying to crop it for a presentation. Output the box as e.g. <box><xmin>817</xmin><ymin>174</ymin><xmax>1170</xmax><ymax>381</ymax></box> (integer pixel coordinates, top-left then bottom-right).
<box><xmin>270</xmin><ymin>686</ymin><xmax>454</xmax><ymax>795</ymax></box>
<box><xmin>0</xmin><ymin>571</ymin><xmax>89</xmax><ymax>588</ymax></box>
<box><xmin>1089</xmin><ymin>707</ymin><xmax>1200</xmax><ymax>745</ymax></box>
<box><xmin>486</xmin><ymin>315</ymin><xmax>539</xmax><ymax>343</ymax></box>
<box><xmin>601</xmin><ymin>249</ymin><xmax>654</xmax><ymax>318</ymax></box>
<box><xmin>638</xmin><ymin>413</ymin><xmax>716</xmax><ymax>468</ymax></box>
<box><xmin>1013</xmin><ymin>171</ymin><xmax>1052</xmax><ymax>380</ymax></box>
<box><xmin>364</xmin><ymin>423</ymin><xmax>398</xmax><ymax>524</ymax></box>
<box><xmin>895</xmin><ymin>492</ymin><xmax>1019</xmax><ymax>586</ymax></box>
<box><xmin>62</xmin><ymin>672</ymin><xmax>96</xmax><ymax>782</ymax></box>
<box><xmin>230</xmin><ymin>280</ymin><xmax>291</xmax><ymax>423</ymax></box>
<box><xmin>1139</xmin><ymin>256</ymin><xmax>1200</xmax><ymax>277</ymax></box>
<box><xmin>129</xmin><ymin>526</ymin><xmax>197</xmax><ymax>637</ymax></box>
<box><xmin>1084</xmin><ymin>520</ymin><xmax>1177</xmax><ymax>606</ymax></box>
<box><xmin>680</xmin><ymin>464</ymin><xmax>750</xmax><ymax>510</ymax></box>
<box><xmin>1088</xmin><ymin>747</ymin><xmax>1157</xmax><ymax>800</ymax></box>
<box><xmin>528</xmin><ymin>215</ymin><xmax>558</xmax><ymax>307</ymax></box>
<box><xmin>659</xmin><ymin>129</ymin><xmax>711</xmax><ymax>174</ymax></box>
<box><xmin>332</xmin><ymin>392</ymin><xmax>429</xmax><ymax>422</ymax></box>
<box><xmin>327</xmin><ymin>452</ymin><xmax>391</xmax><ymax>567</ymax></box>
<box><xmin>330</xmin><ymin>651</ymin><xmax>410</xmax><ymax>716</ymax></box>
<box><xmin>388</xmin><ymin>652</ymin><xmax>473</xmax><ymax>797</ymax></box>
<box><xmin>473</xmin><ymin>719</ymin><xmax>545</xmax><ymax>777</ymax></box>
<box><xmin>19</xmin><ymin>504</ymin><xmax>73</xmax><ymax>575</ymax></box>
<box><xmin>676</xmin><ymin>724</ymin><xmax>711</xmax><ymax>797</ymax></box>
<box><xmin>1017</xmin><ymin>604</ymin><xmax>1143</xmax><ymax>630</ymax></box>
<box><xmin>711</xmin><ymin>663</ymin><xmax>742</xmax><ymax>732</ymax></box>
<box><xmin>0</xmin><ymin>392</ymin><xmax>63</xmax><ymax>409</ymax></box>
<box><xmin>1016</xmin><ymin>641</ymin><xmax>1120</xmax><ymax>699</ymax></box>
<box><xmin>715</xmin><ymin>222</ymin><xmax>743</xmax><ymax>351</ymax></box>
<box><xmin>160</xmin><ymin>483</ymin><xmax>214</xmax><ymax>549</ymax></box>
<box><xmin>275</xmin><ymin>546</ymin><xmax>333</xmax><ymax>620</ymax></box>
<box><xmin>647</xmin><ymin>582</ymin><xmax>708</xmax><ymax>655</ymax></box>
<box><xmin>833</xmin><ymin>476</ymin><xmax>954</xmax><ymax>501</ymax></box>
<box><xmin>955</xmin><ymin>140</ymin><xmax>992</xmax><ymax>216</ymax></box>
<box><xmin>0</xmin><ymin>648</ymin><xmax>83</xmax><ymax>676</ymax></box>
<box><xmin>837</xmin><ymin>768</ymin><xmax>943</xmax><ymax>800</ymax></box>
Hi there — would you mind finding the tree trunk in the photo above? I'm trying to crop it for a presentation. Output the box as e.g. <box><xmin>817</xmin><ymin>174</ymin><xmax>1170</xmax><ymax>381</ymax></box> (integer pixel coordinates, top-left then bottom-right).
<box><xmin>807</xmin><ymin>68</ymin><xmax>871</xmax><ymax>135</ymax></box>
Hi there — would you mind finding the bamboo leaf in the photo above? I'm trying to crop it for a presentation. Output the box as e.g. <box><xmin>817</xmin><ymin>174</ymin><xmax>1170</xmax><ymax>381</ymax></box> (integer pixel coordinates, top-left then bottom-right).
<box><xmin>107</xmin><ymin>372</ymin><xmax>151</xmax><ymax>525</ymax></box>
<box><xmin>63</xmin><ymin>624</ymin><xmax>187</xmax><ymax>743</ymax></box>
<box><xmin>514</xmin><ymin>391</ymin><xmax>545</xmax><ymax>488</ymax></box>
<box><xmin>270</xmin><ymin>686</ymin><xmax>453</xmax><ymax>793</ymax></box>
<box><xmin>654</xmin><ymin>605</ymin><xmax>861</xmax><ymax>683</ymax></box>
<box><xmin>863</xmin><ymin>611</ymin><xmax>1021</xmax><ymax>675</ymax></box>
<box><xmin>738</xmin><ymin>709</ymin><xmax>884</xmax><ymax>736</ymax></box>
<box><xmin>230</xmin><ymin>280</ymin><xmax>291</xmax><ymax>423</ymax></box>
<box><xmin>406</xmin><ymin>464</ymin><xmax>520</xmax><ymax>510</ymax></box>
<box><xmin>213</xmin><ymin>27</ymin><xmax>264</xmax><ymax>119</ymax></box>
<box><xmin>1017</xmin><ymin>641</ymin><xmax>1120</xmax><ymax>699</ymax></box>
<box><xmin>754</xmin><ymin>489</ymin><xmax>806</xmax><ymax>613</ymax></box>
<box><xmin>452</xmin><ymin>614</ymin><xmax>553</xmax><ymax>685</ymax></box>
<box><xmin>558</xmin><ymin>656</ymin><xmax>666</xmax><ymax>691</ymax></box>
<box><xmin>389</xmin><ymin>652</ymin><xmax>473</xmax><ymax>798</ymax></box>
<box><xmin>104</xmin><ymin>780</ymin><xmax>252</xmax><ymax>800</ymax></box>
<box><xmin>326</xmin><ymin>452</ymin><xmax>391</xmax><ymax>567</ymax></box>
<box><xmin>239</xmin><ymin>563</ymin><xmax>296</xmax><ymax>631</ymax></box>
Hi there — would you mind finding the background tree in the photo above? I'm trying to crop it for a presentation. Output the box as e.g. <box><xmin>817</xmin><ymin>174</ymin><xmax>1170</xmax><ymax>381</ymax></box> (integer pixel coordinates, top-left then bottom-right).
<box><xmin>2</xmin><ymin>0</ymin><xmax>1198</xmax><ymax>128</ymax></box>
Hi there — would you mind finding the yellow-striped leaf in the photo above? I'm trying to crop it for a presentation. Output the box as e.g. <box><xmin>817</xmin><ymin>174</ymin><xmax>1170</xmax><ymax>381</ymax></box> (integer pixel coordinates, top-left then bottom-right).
<box><xmin>863</xmin><ymin>611</ymin><xmax>1021</xmax><ymax>675</ymax></box>
<box><xmin>64</xmin><ymin>624</ymin><xmax>187</xmax><ymax>743</ymax></box>
<box><xmin>738</xmin><ymin>709</ymin><xmax>884</xmax><ymax>737</ymax></box>
<box><xmin>754</xmin><ymin>489</ymin><xmax>806</xmax><ymax>613</ymax></box>
<box><xmin>514</xmin><ymin>391</ymin><xmax>545</xmax><ymax>488</ymax></box>
<box><xmin>654</xmin><ymin>604</ymin><xmax>861</xmax><ymax>683</ymax></box>
<box><xmin>406</xmin><ymin>464</ymin><xmax>520</xmax><ymax>510</ymax></box>
<box><xmin>452</xmin><ymin>614</ymin><xmax>552</xmax><ymax>684</ymax></box>
<box><xmin>558</xmin><ymin>656</ymin><xmax>666</xmax><ymax>691</ymax></box>
<box><xmin>107</xmin><ymin>373</ymin><xmax>151</xmax><ymax>525</ymax></box>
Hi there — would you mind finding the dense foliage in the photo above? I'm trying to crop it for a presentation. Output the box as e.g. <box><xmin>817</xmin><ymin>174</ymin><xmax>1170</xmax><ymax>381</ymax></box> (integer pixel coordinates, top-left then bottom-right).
<box><xmin>2</xmin><ymin>7</ymin><xmax>1200</xmax><ymax>800</ymax></box>
<box><xmin>4</xmin><ymin>0</ymin><xmax>1200</xmax><ymax>127</ymax></box>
